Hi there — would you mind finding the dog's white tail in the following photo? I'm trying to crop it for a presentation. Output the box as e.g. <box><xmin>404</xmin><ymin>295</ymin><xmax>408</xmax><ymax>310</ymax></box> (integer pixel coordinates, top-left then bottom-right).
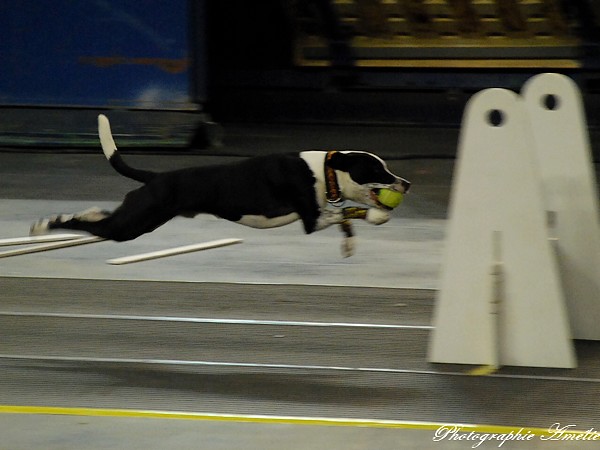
<box><xmin>98</xmin><ymin>114</ymin><xmax>117</xmax><ymax>160</ymax></box>
<box><xmin>97</xmin><ymin>114</ymin><xmax>156</xmax><ymax>184</ymax></box>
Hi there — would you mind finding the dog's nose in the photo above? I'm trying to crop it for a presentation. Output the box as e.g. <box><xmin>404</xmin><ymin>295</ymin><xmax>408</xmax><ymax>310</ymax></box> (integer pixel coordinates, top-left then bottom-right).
<box><xmin>399</xmin><ymin>179</ymin><xmax>411</xmax><ymax>193</ymax></box>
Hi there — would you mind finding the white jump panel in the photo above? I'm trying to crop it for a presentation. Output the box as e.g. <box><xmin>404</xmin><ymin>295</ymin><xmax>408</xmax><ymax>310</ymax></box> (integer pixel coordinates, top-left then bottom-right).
<box><xmin>0</xmin><ymin>234</ymin><xmax>84</xmax><ymax>247</ymax></box>
<box><xmin>0</xmin><ymin>236</ymin><xmax>105</xmax><ymax>259</ymax></box>
<box><xmin>522</xmin><ymin>73</ymin><xmax>600</xmax><ymax>340</ymax></box>
<box><xmin>428</xmin><ymin>88</ymin><xmax>575</xmax><ymax>368</ymax></box>
<box><xmin>107</xmin><ymin>238</ymin><xmax>243</xmax><ymax>265</ymax></box>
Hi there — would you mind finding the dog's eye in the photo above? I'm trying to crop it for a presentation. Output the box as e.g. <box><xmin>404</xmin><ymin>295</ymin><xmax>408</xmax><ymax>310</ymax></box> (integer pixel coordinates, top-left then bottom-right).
<box><xmin>350</xmin><ymin>162</ymin><xmax>395</xmax><ymax>185</ymax></box>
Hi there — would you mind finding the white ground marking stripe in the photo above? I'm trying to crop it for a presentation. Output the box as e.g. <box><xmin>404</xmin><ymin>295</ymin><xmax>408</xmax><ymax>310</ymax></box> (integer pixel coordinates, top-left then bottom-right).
<box><xmin>0</xmin><ymin>311</ymin><xmax>432</xmax><ymax>330</ymax></box>
<box><xmin>0</xmin><ymin>354</ymin><xmax>599</xmax><ymax>383</ymax></box>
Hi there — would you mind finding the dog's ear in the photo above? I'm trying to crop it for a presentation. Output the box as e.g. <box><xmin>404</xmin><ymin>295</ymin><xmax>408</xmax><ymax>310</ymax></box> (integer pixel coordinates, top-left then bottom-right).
<box><xmin>326</xmin><ymin>152</ymin><xmax>352</xmax><ymax>171</ymax></box>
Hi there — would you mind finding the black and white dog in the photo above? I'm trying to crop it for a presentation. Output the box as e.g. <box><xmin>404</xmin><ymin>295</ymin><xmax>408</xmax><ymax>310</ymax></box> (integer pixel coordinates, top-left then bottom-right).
<box><xmin>31</xmin><ymin>115</ymin><xmax>410</xmax><ymax>256</ymax></box>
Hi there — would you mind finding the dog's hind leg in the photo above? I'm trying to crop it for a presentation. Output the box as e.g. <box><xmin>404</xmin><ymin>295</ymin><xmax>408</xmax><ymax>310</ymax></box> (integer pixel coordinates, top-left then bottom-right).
<box><xmin>31</xmin><ymin>207</ymin><xmax>111</xmax><ymax>236</ymax></box>
<box><xmin>31</xmin><ymin>189</ymin><xmax>175</xmax><ymax>242</ymax></box>
<box><xmin>31</xmin><ymin>206</ymin><xmax>172</xmax><ymax>242</ymax></box>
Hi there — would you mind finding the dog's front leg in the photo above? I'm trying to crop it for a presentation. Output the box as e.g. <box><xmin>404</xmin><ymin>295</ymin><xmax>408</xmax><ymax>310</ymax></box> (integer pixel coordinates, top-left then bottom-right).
<box><xmin>339</xmin><ymin>208</ymin><xmax>368</xmax><ymax>257</ymax></box>
<box><xmin>366</xmin><ymin>208</ymin><xmax>391</xmax><ymax>225</ymax></box>
<box><xmin>339</xmin><ymin>220</ymin><xmax>355</xmax><ymax>258</ymax></box>
<box><xmin>312</xmin><ymin>206</ymin><xmax>355</xmax><ymax>257</ymax></box>
<box><xmin>339</xmin><ymin>207</ymin><xmax>391</xmax><ymax>257</ymax></box>
<box><xmin>314</xmin><ymin>206</ymin><xmax>344</xmax><ymax>231</ymax></box>
<box><xmin>342</xmin><ymin>207</ymin><xmax>390</xmax><ymax>225</ymax></box>
<box><xmin>315</xmin><ymin>206</ymin><xmax>390</xmax><ymax>257</ymax></box>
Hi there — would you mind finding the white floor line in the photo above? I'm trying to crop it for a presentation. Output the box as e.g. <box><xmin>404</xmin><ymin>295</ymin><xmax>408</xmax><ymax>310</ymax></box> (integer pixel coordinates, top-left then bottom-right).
<box><xmin>1</xmin><ymin>354</ymin><xmax>599</xmax><ymax>383</ymax></box>
<box><xmin>0</xmin><ymin>311</ymin><xmax>432</xmax><ymax>330</ymax></box>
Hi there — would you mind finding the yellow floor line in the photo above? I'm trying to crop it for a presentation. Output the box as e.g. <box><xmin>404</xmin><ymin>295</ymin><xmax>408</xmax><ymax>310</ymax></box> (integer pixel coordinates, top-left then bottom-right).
<box><xmin>0</xmin><ymin>404</ymin><xmax>597</xmax><ymax>439</ymax></box>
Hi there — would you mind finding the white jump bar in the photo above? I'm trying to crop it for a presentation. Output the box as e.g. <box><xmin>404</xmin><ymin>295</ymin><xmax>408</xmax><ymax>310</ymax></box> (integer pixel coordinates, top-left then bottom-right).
<box><xmin>0</xmin><ymin>233</ymin><xmax>85</xmax><ymax>247</ymax></box>
<box><xmin>107</xmin><ymin>238</ymin><xmax>243</xmax><ymax>265</ymax></box>
<box><xmin>0</xmin><ymin>236</ymin><xmax>106</xmax><ymax>259</ymax></box>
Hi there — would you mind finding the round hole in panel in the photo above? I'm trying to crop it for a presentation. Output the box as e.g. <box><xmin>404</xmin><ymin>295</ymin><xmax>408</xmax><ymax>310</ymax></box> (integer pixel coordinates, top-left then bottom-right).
<box><xmin>487</xmin><ymin>109</ymin><xmax>504</xmax><ymax>127</ymax></box>
<box><xmin>543</xmin><ymin>94</ymin><xmax>560</xmax><ymax>111</ymax></box>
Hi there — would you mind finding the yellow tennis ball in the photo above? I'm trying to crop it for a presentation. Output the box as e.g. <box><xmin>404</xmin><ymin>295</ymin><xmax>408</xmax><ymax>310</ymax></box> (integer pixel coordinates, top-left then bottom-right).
<box><xmin>378</xmin><ymin>188</ymin><xmax>403</xmax><ymax>208</ymax></box>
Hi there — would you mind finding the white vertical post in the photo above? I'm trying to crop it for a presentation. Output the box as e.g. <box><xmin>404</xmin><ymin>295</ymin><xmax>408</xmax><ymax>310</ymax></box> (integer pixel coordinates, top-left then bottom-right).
<box><xmin>428</xmin><ymin>88</ymin><xmax>576</xmax><ymax>368</ymax></box>
<box><xmin>522</xmin><ymin>73</ymin><xmax>600</xmax><ymax>340</ymax></box>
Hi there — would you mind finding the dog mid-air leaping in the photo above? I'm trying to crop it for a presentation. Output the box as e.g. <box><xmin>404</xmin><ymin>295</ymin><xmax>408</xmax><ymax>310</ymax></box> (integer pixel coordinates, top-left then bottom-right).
<box><xmin>31</xmin><ymin>115</ymin><xmax>410</xmax><ymax>257</ymax></box>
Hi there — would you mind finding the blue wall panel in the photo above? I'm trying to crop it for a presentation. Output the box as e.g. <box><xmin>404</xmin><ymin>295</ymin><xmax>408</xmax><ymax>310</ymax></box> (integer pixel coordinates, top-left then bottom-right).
<box><xmin>0</xmin><ymin>0</ymin><xmax>195</xmax><ymax>109</ymax></box>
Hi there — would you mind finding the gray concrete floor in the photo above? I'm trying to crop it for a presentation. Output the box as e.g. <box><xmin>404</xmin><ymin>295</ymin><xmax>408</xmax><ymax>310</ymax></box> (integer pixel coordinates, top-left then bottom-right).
<box><xmin>2</xmin><ymin>414</ymin><xmax>598</xmax><ymax>450</ymax></box>
<box><xmin>1</xmin><ymin>123</ymin><xmax>599</xmax><ymax>449</ymax></box>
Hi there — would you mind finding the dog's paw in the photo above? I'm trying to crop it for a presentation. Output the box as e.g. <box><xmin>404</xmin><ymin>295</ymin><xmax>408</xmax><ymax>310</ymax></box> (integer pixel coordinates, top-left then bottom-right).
<box><xmin>30</xmin><ymin>218</ymin><xmax>51</xmax><ymax>236</ymax></box>
<box><xmin>365</xmin><ymin>208</ymin><xmax>390</xmax><ymax>225</ymax></box>
<box><xmin>341</xmin><ymin>236</ymin><xmax>355</xmax><ymax>258</ymax></box>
